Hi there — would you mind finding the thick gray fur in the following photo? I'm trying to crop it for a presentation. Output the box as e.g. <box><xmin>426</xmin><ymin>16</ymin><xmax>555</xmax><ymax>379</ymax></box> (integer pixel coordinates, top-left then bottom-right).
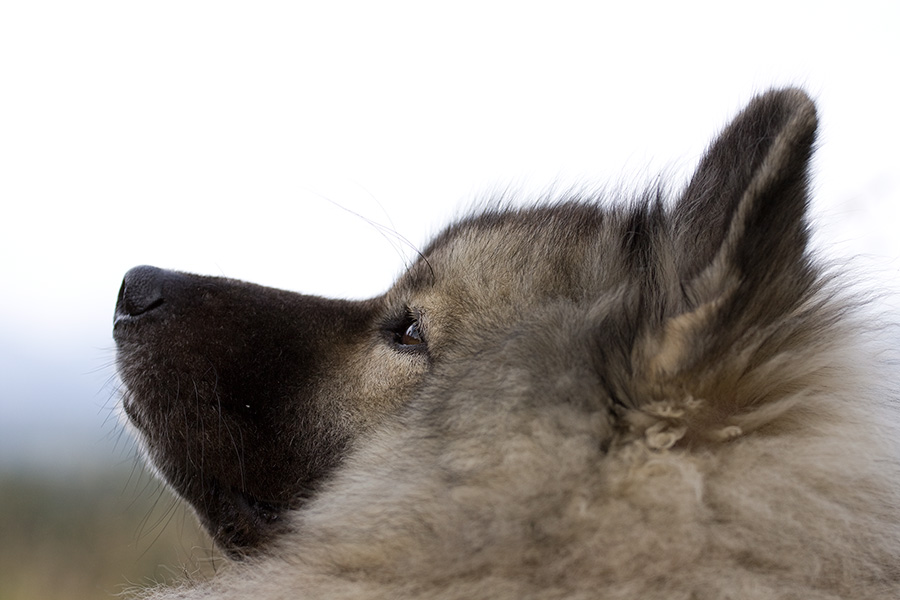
<box><xmin>114</xmin><ymin>89</ymin><xmax>900</xmax><ymax>599</ymax></box>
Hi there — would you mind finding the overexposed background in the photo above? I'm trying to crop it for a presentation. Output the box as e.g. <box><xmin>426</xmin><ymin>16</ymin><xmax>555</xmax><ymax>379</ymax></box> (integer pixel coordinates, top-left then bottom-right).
<box><xmin>1</xmin><ymin>1</ymin><xmax>898</xmax><ymax>468</ymax></box>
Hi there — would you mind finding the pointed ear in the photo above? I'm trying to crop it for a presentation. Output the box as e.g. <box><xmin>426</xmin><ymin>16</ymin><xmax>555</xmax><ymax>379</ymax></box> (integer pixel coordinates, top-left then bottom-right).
<box><xmin>624</xmin><ymin>90</ymin><xmax>826</xmax><ymax>440</ymax></box>
<box><xmin>639</xmin><ymin>89</ymin><xmax>820</xmax><ymax>381</ymax></box>
<box><xmin>673</xmin><ymin>88</ymin><xmax>818</xmax><ymax>306</ymax></box>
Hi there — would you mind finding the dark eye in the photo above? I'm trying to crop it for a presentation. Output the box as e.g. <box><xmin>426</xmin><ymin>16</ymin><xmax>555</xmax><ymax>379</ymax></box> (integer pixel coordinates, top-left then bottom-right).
<box><xmin>386</xmin><ymin>310</ymin><xmax>428</xmax><ymax>352</ymax></box>
<box><xmin>399</xmin><ymin>320</ymin><xmax>425</xmax><ymax>346</ymax></box>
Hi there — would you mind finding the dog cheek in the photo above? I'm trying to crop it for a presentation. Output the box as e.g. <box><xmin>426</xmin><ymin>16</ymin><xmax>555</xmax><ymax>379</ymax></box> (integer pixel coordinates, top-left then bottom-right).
<box><xmin>324</xmin><ymin>343</ymin><xmax>430</xmax><ymax>430</ymax></box>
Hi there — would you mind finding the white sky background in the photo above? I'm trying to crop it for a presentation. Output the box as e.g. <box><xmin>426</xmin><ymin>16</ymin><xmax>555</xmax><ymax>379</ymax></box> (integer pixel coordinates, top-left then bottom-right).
<box><xmin>1</xmin><ymin>1</ymin><xmax>898</xmax><ymax>468</ymax></box>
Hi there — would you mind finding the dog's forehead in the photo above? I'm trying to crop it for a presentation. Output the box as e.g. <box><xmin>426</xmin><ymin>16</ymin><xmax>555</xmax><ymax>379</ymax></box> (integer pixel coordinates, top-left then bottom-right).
<box><xmin>395</xmin><ymin>203</ymin><xmax>617</xmax><ymax>302</ymax></box>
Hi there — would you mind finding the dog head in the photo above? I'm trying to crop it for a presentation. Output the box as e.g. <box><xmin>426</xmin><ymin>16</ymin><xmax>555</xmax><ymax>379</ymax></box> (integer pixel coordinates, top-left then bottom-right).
<box><xmin>115</xmin><ymin>88</ymin><xmax>825</xmax><ymax>558</ymax></box>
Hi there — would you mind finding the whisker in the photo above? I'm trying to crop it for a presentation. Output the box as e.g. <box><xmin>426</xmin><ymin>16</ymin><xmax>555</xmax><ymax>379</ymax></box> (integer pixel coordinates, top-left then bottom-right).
<box><xmin>303</xmin><ymin>187</ymin><xmax>436</xmax><ymax>284</ymax></box>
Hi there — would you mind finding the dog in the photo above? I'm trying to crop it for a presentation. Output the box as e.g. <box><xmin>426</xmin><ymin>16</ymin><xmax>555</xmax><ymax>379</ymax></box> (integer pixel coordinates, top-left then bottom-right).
<box><xmin>114</xmin><ymin>88</ymin><xmax>900</xmax><ymax>599</ymax></box>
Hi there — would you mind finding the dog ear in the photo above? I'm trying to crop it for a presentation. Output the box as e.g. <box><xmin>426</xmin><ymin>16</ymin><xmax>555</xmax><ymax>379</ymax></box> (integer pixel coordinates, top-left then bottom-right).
<box><xmin>621</xmin><ymin>90</ymin><xmax>825</xmax><ymax>442</ymax></box>
<box><xmin>633</xmin><ymin>89</ymin><xmax>820</xmax><ymax>387</ymax></box>
<box><xmin>672</xmin><ymin>88</ymin><xmax>818</xmax><ymax>311</ymax></box>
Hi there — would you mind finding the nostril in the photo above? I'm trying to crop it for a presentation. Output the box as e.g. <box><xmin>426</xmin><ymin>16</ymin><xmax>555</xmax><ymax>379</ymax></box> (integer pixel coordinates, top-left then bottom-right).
<box><xmin>115</xmin><ymin>265</ymin><xmax>169</xmax><ymax>320</ymax></box>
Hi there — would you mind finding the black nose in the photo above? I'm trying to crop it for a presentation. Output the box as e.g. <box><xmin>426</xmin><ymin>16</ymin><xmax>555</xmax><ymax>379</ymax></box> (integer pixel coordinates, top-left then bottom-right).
<box><xmin>114</xmin><ymin>265</ymin><xmax>188</xmax><ymax>323</ymax></box>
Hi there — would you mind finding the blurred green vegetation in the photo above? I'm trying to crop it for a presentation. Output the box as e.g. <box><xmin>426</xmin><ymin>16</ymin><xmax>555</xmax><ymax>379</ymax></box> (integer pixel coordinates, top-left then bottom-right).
<box><xmin>0</xmin><ymin>467</ymin><xmax>223</xmax><ymax>600</ymax></box>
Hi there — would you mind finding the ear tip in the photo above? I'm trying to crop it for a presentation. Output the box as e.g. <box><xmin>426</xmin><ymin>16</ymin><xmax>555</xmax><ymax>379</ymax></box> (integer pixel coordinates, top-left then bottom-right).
<box><xmin>754</xmin><ymin>86</ymin><xmax>815</xmax><ymax>107</ymax></box>
<box><xmin>673</xmin><ymin>87</ymin><xmax>820</xmax><ymax>281</ymax></box>
<box><xmin>763</xmin><ymin>86</ymin><xmax>814</xmax><ymax>104</ymax></box>
<box><xmin>753</xmin><ymin>87</ymin><xmax>819</xmax><ymax>133</ymax></box>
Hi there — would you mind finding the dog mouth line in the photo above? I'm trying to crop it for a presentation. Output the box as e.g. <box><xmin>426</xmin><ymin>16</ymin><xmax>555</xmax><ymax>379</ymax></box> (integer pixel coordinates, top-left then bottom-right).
<box><xmin>227</xmin><ymin>485</ymin><xmax>286</xmax><ymax>526</ymax></box>
<box><xmin>183</xmin><ymin>474</ymin><xmax>293</xmax><ymax>557</ymax></box>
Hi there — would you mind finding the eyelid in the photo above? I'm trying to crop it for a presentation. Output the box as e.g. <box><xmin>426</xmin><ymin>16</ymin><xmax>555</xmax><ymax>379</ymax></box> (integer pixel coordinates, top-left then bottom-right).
<box><xmin>405</xmin><ymin>307</ymin><xmax>426</xmax><ymax>338</ymax></box>
<box><xmin>408</xmin><ymin>307</ymin><xmax>426</xmax><ymax>328</ymax></box>
<box><xmin>401</xmin><ymin>321</ymin><xmax>425</xmax><ymax>345</ymax></box>
<box><xmin>392</xmin><ymin>307</ymin><xmax>428</xmax><ymax>350</ymax></box>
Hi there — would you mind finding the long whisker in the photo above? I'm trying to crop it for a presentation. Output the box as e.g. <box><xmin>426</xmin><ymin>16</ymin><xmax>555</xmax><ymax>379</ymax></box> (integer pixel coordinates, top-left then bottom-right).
<box><xmin>302</xmin><ymin>187</ymin><xmax>435</xmax><ymax>284</ymax></box>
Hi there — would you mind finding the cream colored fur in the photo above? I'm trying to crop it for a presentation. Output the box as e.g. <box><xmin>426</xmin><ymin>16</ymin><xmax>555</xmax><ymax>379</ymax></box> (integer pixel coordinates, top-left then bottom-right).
<box><xmin>142</xmin><ymin>304</ymin><xmax>900</xmax><ymax>599</ymax></box>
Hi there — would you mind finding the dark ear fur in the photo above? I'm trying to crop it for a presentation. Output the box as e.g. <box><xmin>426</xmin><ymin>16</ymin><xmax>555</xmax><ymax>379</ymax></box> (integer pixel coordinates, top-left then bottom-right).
<box><xmin>625</xmin><ymin>90</ymin><xmax>824</xmax><ymax>439</ymax></box>
<box><xmin>673</xmin><ymin>88</ymin><xmax>818</xmax><ymax>311</ymax></box>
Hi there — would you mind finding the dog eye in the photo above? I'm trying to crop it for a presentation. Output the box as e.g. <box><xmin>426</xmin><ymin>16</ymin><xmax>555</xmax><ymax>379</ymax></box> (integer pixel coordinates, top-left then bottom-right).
<box><xmin>399</xmin><ymin>321</ymin><xmax>425</xmax><ymax>346</ymax></box>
